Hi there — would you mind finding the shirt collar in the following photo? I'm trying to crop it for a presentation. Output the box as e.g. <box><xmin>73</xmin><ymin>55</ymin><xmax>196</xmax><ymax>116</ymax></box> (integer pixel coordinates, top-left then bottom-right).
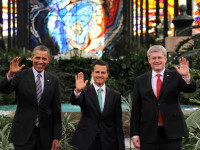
<box><xmin>152</xmin><ymin>68</ymin><xmax>165</xmax><ymax>77</ymax></box>
<box><xmin>93</xmin><ymin>83</ymin><xmax>106</xmax><ymax>92</ymax></box>
<box><xmin>32</xmin><ymin>67</ymin><xmax>44</xmax><ymax>78</ymax></box>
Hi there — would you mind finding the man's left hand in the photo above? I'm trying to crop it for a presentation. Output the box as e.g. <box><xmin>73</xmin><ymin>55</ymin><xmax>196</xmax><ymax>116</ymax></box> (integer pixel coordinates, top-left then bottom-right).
<box><xmin>175</xmin><ymin>57</ymin><xmax>190</xmax><ymax>78</ymax></box>
<box><xmin>51</xmin><ymin>139</ymin><xmax>60</xmax><ymax>150</ymax></box>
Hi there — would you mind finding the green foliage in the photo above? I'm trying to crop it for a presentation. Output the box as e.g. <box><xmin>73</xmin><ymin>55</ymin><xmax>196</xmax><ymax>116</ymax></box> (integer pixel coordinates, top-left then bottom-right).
<box><xmin>0</xmin><ymin>115</ymin><xmax>12</xmax><ymax>130</ymax></box>
<box><xmin>183</xmin><ymin>110</ymin><xmax>200</xmax><ymax>150</ymax></box>
<box><xmin>186</xmin><ymin>110</ymin><xmax>200</xmax><ymax>132</ymax></box>
<box><xmin>0</xmin><ymin>117</ymin><xmax>13</xmax><ymax>150</ymax></box>
<box><xmin>121</xmin><ymin>94</ymin><xmax>132</xmax><ymax>149</ymax></box>
<box><xmin>122</xmin><ymin>94</ymin><xmax>132</xmax><ymax>126</ymax></box>
<box><xmin>0</xmin><ymin>114</ymin><xmax>80</xmax><ymax>150</ymax></box>
<box><xmin>60</xmin><ymin>113</ymin><xmax>78</xmax><ymax>150</ymax></box>
<box><xmin>0</xmin><ymin>124</ymin><xmax>14</xmax><ymax>150</ymax></box>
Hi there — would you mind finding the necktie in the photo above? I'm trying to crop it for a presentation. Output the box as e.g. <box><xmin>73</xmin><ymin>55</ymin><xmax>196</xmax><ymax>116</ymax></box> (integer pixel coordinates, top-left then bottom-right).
<box><xmin>36</xmin><ymin>74</ymin><xmax>42</xmax><ymax>103</ymax></box>
<box><xmin>98</xmin><ymin>88</ymin><xmax>103</xmax><ymax>112</ymax></box>
<box><xmin>156</xmin><ymin>74</ymin><xmax>163</xmax><ymax>124</ymax></box>
<box><xmin>35</xmin><ymin>74</ymin><xmax>42</xmax><ymax>126</ymax></box>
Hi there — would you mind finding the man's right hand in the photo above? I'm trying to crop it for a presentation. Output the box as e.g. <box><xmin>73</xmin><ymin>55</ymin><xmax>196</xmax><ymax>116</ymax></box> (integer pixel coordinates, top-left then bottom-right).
<box><xmin>132</xmin><ymin>136</ymin><xmax>140</xmax><ymax>149</ymax></box>
<box><xmin>8</xmin><ymin>57</ymin><xmax>25</xmax><ymax>77</ymax></box>
<box><xmin>75</xmin><ymin>72</ymin><xmax>88</xmax><ymax>93</ymax></box>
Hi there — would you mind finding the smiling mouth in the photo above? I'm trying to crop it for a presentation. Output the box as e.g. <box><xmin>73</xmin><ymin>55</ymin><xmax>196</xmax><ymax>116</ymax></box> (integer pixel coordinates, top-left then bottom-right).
<box><xmin>37</xmin><ymin>65</ymin><xmax>43</xmax><ymax>68</ymax></box>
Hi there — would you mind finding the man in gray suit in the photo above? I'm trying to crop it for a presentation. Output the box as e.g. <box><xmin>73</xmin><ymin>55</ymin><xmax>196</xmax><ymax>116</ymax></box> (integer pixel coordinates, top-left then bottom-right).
<box><xmin>0</xmin><ymin>45</ymin><xmax>62</xmax><ymax>150</ymax></box>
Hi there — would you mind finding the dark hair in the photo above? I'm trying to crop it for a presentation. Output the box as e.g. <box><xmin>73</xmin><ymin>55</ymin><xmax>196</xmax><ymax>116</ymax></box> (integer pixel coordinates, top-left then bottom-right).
<box><xmin>92</xmin><ymin>59</ymin><xmax>109</xmax><ymax>72</ymax></box>
<box><xmin>32</xmin><ymin>45</ymin><xmax>51</xmax><ymax>58</ymax></box>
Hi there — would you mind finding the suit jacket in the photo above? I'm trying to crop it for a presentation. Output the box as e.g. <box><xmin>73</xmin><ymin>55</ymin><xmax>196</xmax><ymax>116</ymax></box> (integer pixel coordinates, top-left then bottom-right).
<box><xmin>70</xmin><ymin>84</ymin><xmax>125</xmax><ymax>150</ymax></box>
<box><xmin>130</xmin><ymin>69</ymin><xmax>196</xmax><ymax>143</ymax></box>
<box><xmin>0</xmin><ymin>69</ymin><xmax>62</xmax><ymax>147</ymax></box>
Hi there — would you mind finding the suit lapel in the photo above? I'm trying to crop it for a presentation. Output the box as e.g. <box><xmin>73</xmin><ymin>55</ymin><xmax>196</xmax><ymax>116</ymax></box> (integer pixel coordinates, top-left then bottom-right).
<box><xmin>159</xmin><ymin>70</ymin><xmax>170</xmax><ymax>99</ymax></box>
<box><xmin>147</xmin><ymin>71</ymin><xmax>158</xmax><ymax>100</ymax></box>
<box><xmin>102</xmin><ymin>86</ymin><xmax>111</xmax><ymax>114</ymax></box>
<box><xmin>28</xmin><ymin>69</ymin><xmax>38</xmax><ymax>105</ymax></box>
<box><xmin>89</xmin><ymin>85</ymin><xmax>101</xmax><ymax>114</ymax></box>
<box><xmin>39</xmin><ymin>71</ymin><xmax>51</xmax><ymax>104</ymax></box>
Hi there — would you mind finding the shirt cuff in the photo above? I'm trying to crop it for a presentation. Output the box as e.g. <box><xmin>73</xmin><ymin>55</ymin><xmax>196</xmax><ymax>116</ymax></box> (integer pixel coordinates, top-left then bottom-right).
<box><xmin>74</xmin><ymin>89</ymin><xmax>81</xmax><ymax>98</ymax></box>
<box><xmin>7</xmin><ymin>74</ymin><xmax>14</xmax><ymax>82</ymax></box>
<box><xmin>182</xmin><ymin>74</ymin><xmax>191</xmax><ymax>84</ymax></box>
<box><xmin>132</xmin><ymin>136</ymin><xmax>139</xmax><ymax>139</ymax></box>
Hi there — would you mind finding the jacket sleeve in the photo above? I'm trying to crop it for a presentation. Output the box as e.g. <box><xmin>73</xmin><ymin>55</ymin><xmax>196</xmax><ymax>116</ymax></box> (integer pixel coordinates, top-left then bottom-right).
<box><xmin>180</xmin><ymin>75</ymin><xmax>196</xmax><ymax>93</ymax></box>
<box><xmin>52</xmin><ymin>78</ymin><xmax>62</xmax><ymax>140</ymax></box>
<box><xmin>0</xmin><ymin>74</ymin><xmax>18</xmax><ymax>94</ymax></box>
<box><xmin>130</xmin><ymin>78</ymin><xmax>141</xmax><ymax>137</ymax></box>
<box><xmin>70</xmin><ymin>88</ymin><xmax>86</xmax><ymax>107</ymax></box>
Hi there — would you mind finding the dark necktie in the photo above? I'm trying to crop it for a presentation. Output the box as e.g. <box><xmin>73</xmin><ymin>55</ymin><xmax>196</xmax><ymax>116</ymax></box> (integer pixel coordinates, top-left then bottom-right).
<box><xmin>98</xmin><ymin>88</ymin><xmax>102</xmax><ymax>112</ymax></box>
<box><xmin>36</xmin><ymin>74</ymin><xmax>42</xmax><ymax>103</ymax></box>
<box><xmin>35</xmin><ymin>74</ymin><xmax>42</xmax><ymax>126</ymax></box>
<box><xmin>156</xmin><ymin>74</ymin><xmax>163</xmax><ymax>124</ymax></box>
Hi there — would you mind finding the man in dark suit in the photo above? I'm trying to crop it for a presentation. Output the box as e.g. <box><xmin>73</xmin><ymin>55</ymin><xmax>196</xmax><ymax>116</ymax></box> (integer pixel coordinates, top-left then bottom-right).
<box><xmin>0</xmin><ymin>45</ymin><xmax>62</xmax><ymax>150</ymax></box>
<box><xmin>70</xmin><ymin>60</ymin><xmax>125</xmax><ymax>150</ymax></box>
<box><xmin>130</xmin><ymin>45</ymin><xmax>196</xmax><ymax>150</ymax></box>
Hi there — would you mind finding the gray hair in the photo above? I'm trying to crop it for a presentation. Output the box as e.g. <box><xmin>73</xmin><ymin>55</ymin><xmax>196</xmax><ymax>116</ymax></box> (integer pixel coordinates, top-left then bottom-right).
<box><xmin>32</xmin><ymin>45</ymin><xmax>51</xmax><ymax>58</ymax></box>
<box><xmin>147</xmin><ymin>45</ymin><xmax>167</xmax><ymax>58</ymax></box>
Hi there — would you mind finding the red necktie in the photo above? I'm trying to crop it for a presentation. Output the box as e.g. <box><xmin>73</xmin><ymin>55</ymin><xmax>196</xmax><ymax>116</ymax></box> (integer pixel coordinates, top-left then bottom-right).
<box><xmin>156</xmin><ymin>74</ymin><xmax>163</xmax><ymax>124</ymax></box>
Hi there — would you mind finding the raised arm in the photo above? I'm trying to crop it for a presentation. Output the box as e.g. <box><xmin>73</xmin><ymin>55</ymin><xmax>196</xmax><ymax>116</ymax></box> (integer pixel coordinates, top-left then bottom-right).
<box><xmin>75</xmin><ymin>72</ymin><xmax>88</xmax><ymax>93</ymax></box>
<box><xmin>175</xmin><ymin>57</ymin><xmax>190</xmax><ymax>78</ymax></box>
<box><xmin>8</xmin><ymin>57</ymin><xmax>25</xmax><ymax>77</ymax></box>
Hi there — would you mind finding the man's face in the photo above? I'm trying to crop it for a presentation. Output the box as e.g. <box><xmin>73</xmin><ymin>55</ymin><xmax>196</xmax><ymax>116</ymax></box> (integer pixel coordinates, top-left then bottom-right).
<box><xmin>148</xmin><ymin>50</ymin><xmax>167</xmax><ymax>73</ymax></box>
<box><xmin>31</xmin><ymin>50</ymin><xmax>50</xmax><ymax>73</ymax></box>
<box><xmin>92</xmin><ymin>65</ymin><xmax>109</xmax><ymax>87</ymax></box>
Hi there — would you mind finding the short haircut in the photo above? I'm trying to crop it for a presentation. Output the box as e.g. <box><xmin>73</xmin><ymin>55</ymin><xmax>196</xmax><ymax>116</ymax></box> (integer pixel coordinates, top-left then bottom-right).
<box><xmin>147</xmin><ymin>45</ymin><xmax>167</xmax><ymax>58</ymax></box>
<box><xmin>92</xmin><ymin>59</ymin><xmax>109</xmax><ymax>72</ymax></box>
<box><xmin>32</xmin><ymin>45</ymin><xmax>51</xmax><ymax>58</ymax></box>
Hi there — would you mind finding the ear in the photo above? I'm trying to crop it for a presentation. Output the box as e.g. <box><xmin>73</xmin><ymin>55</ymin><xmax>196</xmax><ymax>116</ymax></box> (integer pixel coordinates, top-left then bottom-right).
<box><xmin>48</xmin><ymin>57</ymin><xmax>51</xmax><ymax>63</ymax></box>
<box><xmin>31</xmin><ymin>55</ymin><xmax>33</xmax><ymax>61</ymax></box>
<box><xmin>148</xmin><ymin>57</ymin><xmax>150</xmax><ymax>63</ymax></box>
<box><xmin>164</xmin><ymin>56</ymin><xmax>167</xmax><ymax>63</ymax></box>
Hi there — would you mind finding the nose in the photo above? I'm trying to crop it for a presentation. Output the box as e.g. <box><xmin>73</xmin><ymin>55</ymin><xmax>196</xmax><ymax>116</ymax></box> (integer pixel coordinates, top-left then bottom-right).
<box><xmin>38</xmin><ymin>58</ymin><xmax>43</xmax><ymax>63</ymax></box>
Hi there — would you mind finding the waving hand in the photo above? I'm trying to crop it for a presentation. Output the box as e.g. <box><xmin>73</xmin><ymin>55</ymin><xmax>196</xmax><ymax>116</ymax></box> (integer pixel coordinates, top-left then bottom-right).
<box><xmin>175</xmin><ymin>57</ymin><xmax>190</xmax><ymax>78</ymax></box>
<box><xmin>75</xmin><ymin>72</ymin><xmax>88</xmax><ymax>93</ymax></box>
<box><xmin>8</xmin><ymin>57</ymin><xmax>25</xmax><ymax>77</ymax></box>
